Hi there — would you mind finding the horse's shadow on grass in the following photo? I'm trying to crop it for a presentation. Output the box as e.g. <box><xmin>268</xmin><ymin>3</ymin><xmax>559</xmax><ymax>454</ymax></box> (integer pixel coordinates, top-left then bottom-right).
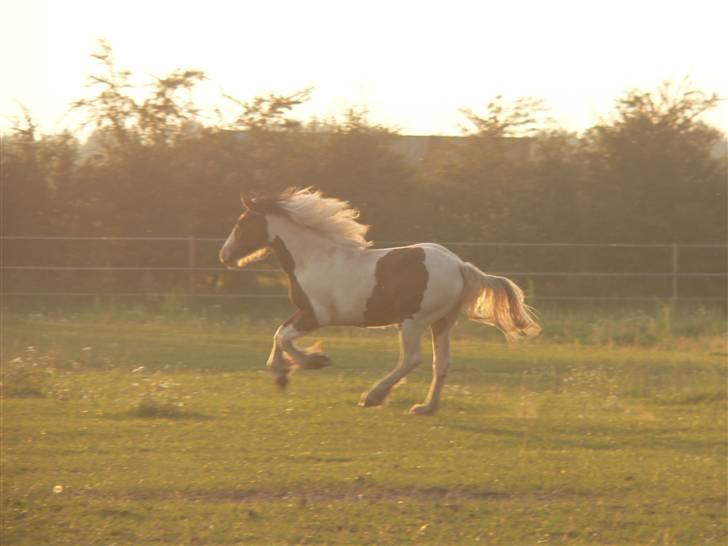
<box><xmin>105</xmin><ymin>412</ymin><xmax>214</xmax><ymax>421</ymax></box>
<box><xmin>104</xmin><ymin>405</ymin><xmax>215</xmax><ymax>421</ymax></box>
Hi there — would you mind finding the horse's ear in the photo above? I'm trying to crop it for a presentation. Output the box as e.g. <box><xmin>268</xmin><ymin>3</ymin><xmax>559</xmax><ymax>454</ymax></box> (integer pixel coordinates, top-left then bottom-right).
<box><xmin>240</xmin><ymin>192</ymin><xmax>256</xmax><ymax>211</ymax></box>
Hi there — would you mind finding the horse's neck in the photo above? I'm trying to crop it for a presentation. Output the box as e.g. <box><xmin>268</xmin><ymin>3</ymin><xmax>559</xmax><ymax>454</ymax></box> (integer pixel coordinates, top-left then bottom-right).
<box><xmin>267</xmin><ymin>216</ymin><xmax>340</xmax><ymax>272</ymax></box>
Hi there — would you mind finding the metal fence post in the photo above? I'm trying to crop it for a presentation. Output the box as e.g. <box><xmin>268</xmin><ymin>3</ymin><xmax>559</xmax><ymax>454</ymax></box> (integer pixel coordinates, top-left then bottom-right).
<box><xmin>187</xmin><ymin>236</ymin><xmax>196</xmax><ymax>294</ymax></box>
<box><xmin>671</xmin><ymin>243</ymin><xmax>679</xmax><ymax>302</ymax></box>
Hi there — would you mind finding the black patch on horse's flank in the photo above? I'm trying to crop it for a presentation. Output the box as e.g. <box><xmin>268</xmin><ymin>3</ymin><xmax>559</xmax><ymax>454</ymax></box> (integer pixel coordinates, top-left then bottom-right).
<box><xmin>363</xmin><ymin>247</ymin><xmax>429</xmax><ymax>326</ymax></box>
<box><xmin>270</xmin><ymin>236</ymin><xmax>318</xmax><ymax>331</ymax></box>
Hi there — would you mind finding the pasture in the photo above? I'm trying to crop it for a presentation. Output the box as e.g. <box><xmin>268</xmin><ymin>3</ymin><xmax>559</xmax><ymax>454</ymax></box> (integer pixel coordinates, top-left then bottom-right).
<box><xmin>1</xmin><ymin>305</ymin><xmax>726</xmax><ymax>545</ymax></box>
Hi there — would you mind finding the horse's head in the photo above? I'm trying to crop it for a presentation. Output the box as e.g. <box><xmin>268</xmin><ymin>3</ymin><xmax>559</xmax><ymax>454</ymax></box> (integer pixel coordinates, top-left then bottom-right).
<box><xmin>219</xmin><ymin>193</ymin><xmax>272</xmax><ymax>269</ymax></box>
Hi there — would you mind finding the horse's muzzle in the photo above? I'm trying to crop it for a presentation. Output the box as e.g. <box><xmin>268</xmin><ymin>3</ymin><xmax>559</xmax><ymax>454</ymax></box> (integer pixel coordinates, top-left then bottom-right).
<box><xmin>219</xmin><ymin>249</ymin><xmax>238</xmax><ymax>269</ymax></box>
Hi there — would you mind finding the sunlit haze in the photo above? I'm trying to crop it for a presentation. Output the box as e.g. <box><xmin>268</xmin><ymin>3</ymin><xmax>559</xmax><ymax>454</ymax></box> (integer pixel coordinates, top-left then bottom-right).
<box><xmin>2</xmin><ymin>0</ymin><xmax>727</xmax><ymax>137</ymax></box>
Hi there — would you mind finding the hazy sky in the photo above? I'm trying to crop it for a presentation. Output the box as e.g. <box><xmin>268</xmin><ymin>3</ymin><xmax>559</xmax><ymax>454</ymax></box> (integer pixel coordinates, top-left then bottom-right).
<box><xmin>2</xmin><ymin>0</ymin><xmax>726</xmax><ymax>136</ymax></box>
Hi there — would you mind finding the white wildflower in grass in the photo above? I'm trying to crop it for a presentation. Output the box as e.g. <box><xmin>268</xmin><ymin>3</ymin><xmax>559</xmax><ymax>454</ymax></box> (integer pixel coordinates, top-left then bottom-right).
<box><xmin>53</xmin><ymin>485</ymin><xmax>64</xmax><ymax>494</ymax></box>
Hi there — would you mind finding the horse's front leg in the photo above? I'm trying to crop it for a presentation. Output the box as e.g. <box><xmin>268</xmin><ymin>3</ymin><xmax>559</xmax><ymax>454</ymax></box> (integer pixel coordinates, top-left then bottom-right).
<box><xmin>267</xmin><ymin>312</ymin><xmax>331</xmax><ymax>390</ymax></box>
<box><xmin>266</xmin><ymin>335</ymin><xmax>290</xmax><ymax>390</ymax></box>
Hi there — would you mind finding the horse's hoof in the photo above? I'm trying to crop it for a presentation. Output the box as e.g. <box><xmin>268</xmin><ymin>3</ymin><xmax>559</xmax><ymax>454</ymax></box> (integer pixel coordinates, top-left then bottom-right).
<box><xmin>358</xmin><ymin>391</ymin><xmax>385</xmax><ymax>407</ymax></box>
<box><xmin>409</xmin><ymin>404</ymin><xmax>437</xmax><ymax>416</ymax></box>
<box><xmin>301</xmin><ymin>353</ymin><xmax>331</xmax><ymax>370</ymax></box>
<box><xmin>274</xmin><ymin>374</ymin><xmax>289</xmax><ymax>391</ymax></box>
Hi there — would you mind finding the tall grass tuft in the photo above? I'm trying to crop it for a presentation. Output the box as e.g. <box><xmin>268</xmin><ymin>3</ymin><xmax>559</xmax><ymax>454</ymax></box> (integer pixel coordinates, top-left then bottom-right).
<box><xmin>128</xmin><ymin>379</ymin><xmax>204</xmax><ymax>419</ymax></box>
<box><xmin>0</xmin><ymin>347</ymin><xmax>50</xmax><ymax>398</ymax></box>
<box><xmin>133</xmin><ymin>395</ymin><xmax>185</xmax><ymax>418</ymax></box>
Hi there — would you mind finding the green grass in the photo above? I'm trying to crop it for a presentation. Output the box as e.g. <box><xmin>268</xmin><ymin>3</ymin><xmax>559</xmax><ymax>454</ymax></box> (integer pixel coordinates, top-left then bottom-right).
<box><xmin>1</xmin><ymin>308</ymin><xmax>727</xmax><ymax>545</ymax></box>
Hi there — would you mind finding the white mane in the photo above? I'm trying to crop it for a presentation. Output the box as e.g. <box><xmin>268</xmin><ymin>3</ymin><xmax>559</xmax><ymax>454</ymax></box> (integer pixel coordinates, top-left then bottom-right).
<box><xmin>276</xmin><ymin>187</ymin><xmax>372</xmax><ymax>248</ymax></box>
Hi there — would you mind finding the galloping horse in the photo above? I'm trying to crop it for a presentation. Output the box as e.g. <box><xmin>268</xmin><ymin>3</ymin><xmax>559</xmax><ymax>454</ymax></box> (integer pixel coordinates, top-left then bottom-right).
<box><xmin>220</xmin><ymin>187</ymin><xmax>540</xmax><ymax>415</ymax></box>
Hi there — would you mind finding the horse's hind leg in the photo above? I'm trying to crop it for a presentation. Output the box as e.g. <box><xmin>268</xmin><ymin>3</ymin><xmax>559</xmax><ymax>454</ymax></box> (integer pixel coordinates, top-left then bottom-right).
<box><xmin>359</xmin><ymin>320</ymin><xmax>423</xmax><ymax>407</ymax></box>
<box><xmin>410</xmin><ymin>311</ymin><xmax>458</xmax><ymax>415</ymax></box>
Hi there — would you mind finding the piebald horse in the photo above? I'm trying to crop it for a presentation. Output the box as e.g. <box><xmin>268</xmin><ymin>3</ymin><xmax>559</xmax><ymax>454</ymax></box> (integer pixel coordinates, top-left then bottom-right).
<box><xmin>220</xmin><ymin>187</ymin><xmax>540</xmax><ymax>415</ymax></box>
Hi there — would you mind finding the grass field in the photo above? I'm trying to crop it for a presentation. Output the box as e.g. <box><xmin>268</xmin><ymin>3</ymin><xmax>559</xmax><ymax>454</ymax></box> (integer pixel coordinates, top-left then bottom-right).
<box><xmin>1</xmin><ymin>305</ymin><xmax>727</xmax><ymax>545</ymax></box>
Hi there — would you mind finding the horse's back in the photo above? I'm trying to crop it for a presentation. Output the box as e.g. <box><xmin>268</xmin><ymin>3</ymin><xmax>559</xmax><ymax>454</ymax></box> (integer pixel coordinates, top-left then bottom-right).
<box><xmin>304</xmin><ymin>243</ymin><xmax>465</xmax><ymax>328</ymax></box>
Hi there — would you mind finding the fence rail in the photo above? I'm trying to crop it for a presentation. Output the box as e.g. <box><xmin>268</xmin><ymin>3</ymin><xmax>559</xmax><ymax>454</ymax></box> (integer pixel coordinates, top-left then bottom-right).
<box><xmin>2</xmin><ymin>265</ymin><xmax>727</xmax><ymax>278</ymax></box>
<box><xmin>2</xmin><ymin>235</ymin><xmax>727</xmax><ymax>248</ymax></box>
<box><xmin>1</xmin><ymin>236</ymin><xmax>726</xmax><ymax>302</ymax></box>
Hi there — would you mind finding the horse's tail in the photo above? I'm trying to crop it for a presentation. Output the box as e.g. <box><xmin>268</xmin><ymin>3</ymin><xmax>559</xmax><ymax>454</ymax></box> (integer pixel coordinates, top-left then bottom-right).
<box><xmin>459</xmin><ymin>262</ymin><xmax>541</xmax><ymax>341</ymax></box>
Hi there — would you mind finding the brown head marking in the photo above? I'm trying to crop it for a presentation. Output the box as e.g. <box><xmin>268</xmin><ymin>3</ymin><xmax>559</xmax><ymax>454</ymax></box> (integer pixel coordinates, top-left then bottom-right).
<box><xmin>218</xmin><ymin>197</ymin><xmax>270</xmax><ymax>268</ymax></box>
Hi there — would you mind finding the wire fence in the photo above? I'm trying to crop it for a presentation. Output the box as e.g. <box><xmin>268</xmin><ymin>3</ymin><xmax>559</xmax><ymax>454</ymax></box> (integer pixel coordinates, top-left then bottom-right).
<box><xmin>1</xmin><ymin>236</ymin><xmax>726</xmax><ymax>303</ymax></box>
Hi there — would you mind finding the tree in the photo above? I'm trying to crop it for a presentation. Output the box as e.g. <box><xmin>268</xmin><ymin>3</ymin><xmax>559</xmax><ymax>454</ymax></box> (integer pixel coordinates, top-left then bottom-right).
<box><xmin>219</xmin><ymin>88</ymin><xmax>316</xmax><ymax>192</ymax></box>
<box><xmin>460</xmin><ymin>96</ymin><xmax>552</xmax><ymax>139</ymax></box>
<box><xmin>1</xmin><ymin>108</ymin><xmax>79</xmax><ymax>236</ymax></box>
<box><xmin>426</xmin><ymin>96</ymin><xmax>554</xmax><ymax>242</ymax></box>
<box><xmin>306</xmin><ymin>108</ymin><xmax>423</xmax><ymax>241</ymax></box>
<box><xmin>584</xmin><ymin>81</ymin><xmax>726</xmax><ymax>243</ymax></box>
<box><xmin>67</xmin><ymin>40</ymin><xmax>210</xmax><ymax>237</ymax></box>
<box><xmin>72</xmin><ymin>39</ymin><xmax>206</xmax><ymax>154</ymax></box>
